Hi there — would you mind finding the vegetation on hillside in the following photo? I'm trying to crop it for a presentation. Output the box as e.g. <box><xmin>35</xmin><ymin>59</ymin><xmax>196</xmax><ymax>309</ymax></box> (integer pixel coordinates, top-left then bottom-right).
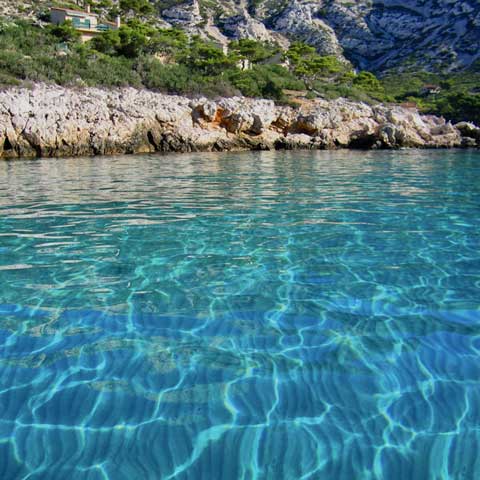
<box><xmin>0</xmin><ymin>19</ymin><xmax>348</xmax><ymax>101</ymax></box>
<box><xmin>381</xmin><ymin>68</ymin><xmax>480</xmax><ymax>125</ymax></box>
<box><xmin>0</xmin><ymin>14</ymin><xmax>478</xmax><ymax>124</ymax></box>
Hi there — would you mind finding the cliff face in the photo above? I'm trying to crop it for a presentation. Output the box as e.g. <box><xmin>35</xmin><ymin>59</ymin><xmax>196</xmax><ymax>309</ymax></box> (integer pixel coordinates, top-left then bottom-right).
<box><xmin>270</xmin><ymin>0</ymin><xmax>480</xmax><ymax>72</ymax></box>
<box><xmin>2</xmin><ymin>0</ymin><xmax>479</xmax><ymax>73</ymax></box>
<box><xmin>161</xmin><ymin>0</ymin><xmax>480</xmax><ymax>73</ymax></box>
<box><xmin>0</xmin><ymin>84</ymin><xmax>477</xmax><ymax>159</ymax></box>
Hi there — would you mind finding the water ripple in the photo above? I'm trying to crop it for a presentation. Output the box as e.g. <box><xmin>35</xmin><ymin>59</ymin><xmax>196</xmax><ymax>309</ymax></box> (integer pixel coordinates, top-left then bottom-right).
<box><xmin>0</xmin><ymin>150</ymin><xmax>479</xmax><ymax>478</ymax></box>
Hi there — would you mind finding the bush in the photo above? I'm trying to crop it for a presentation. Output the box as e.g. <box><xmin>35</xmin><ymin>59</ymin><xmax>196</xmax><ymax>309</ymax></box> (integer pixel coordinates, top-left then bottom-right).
<box><xmin>119</xmin><ymin>0</ymin><xmax>154</xmax><ymax>15</ymax></box>
<box><xmin>228</xmin><ymin>65</ymin><xmax>305</xmax><ymax>100</ymax></box>
<box><xmin>285</xmin><ymin>42</ymin><xmax>347</xmax><ymax>79</ymax></box>
<box><xmin>77</xmin><ymin>53</ymin><xmax>142</xmax><ymax>87</ymax></box>
<box><xmin>49</xmin><ymin>21</ymin><xmax>81</xmax><ymax>43</ymax></box>
<box><xmin>136</xmin><ymin>58</ymin><xmax>196</xmax><ymax>93</ymax></box>
<box><xmin>147</xmin><ymin>28</ymin><xmax>188</xmax><ymax>58</ymax></box>
<box><xmin>353</xmin><ymin>71</ymin><xmax>382</xmax><ymax>91</ymax></box>
<box><xmin>183</xmin><ymin>37</ymin><xmax>235</xmax><ymax>76</ymax></box>
<box><xmin>91</xmin><ymin>24</ymin><xmax>150</xmax><ymax>58</ymax></box>
<box><xmin>228</xmin><ymin>39</ymin><xmax>280</xmax><ymax>64</ymax></box>
<box><xmin>432</xmin><ymin>92</ymin><xmax>480</xmax><ymax>124</ymax></box>
<box><xmin>0</xmin><ymin>71</ymin><xmax>20</xmax><ymax>87</ymax></box>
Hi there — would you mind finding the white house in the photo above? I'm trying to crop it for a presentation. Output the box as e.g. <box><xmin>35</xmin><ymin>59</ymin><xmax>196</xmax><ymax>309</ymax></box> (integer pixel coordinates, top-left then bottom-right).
<box><xmin>50</xmin><ymin>5</ymin><xmax>121</xmax><ymax>42</ymax></box>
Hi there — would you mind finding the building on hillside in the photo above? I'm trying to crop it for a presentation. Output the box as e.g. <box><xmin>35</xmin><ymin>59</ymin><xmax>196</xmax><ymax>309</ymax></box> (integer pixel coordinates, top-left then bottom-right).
<box><xmin>50</xmin><ymin>5</ymin><xmax>120</xmax><ymax>42</ymax></box>
<box><xmin>400</xmin><ymin>101</ymin><xmax>418</xmax><ymax>109</ymax></box>
<box><xmin>421</xmin><ymin>84</ymin><xmax>441</xmax><ymax>96</ymax></box>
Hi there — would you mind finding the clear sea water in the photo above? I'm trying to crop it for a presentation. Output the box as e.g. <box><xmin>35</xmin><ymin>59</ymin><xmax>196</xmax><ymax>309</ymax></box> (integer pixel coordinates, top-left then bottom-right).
<box><xmin>0</xmin><ymin>149</ymin><xmax>479</xmax><ymax>479</ymax></box>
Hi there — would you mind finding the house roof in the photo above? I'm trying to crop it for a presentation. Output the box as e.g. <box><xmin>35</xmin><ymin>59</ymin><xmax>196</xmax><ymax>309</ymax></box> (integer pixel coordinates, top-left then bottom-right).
<box><xmin>400</xmin><ymin>102</ymin><xmax>418</xmax><ymax>108</ymax></box>
<box><xmin>51</xmin><ymin>7</ymin><xmax>99</xmax><ymax>17</ymax></box>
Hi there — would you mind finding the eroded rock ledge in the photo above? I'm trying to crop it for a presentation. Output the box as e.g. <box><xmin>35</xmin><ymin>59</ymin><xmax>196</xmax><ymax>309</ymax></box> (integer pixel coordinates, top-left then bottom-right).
<box><xmin>0</xmin><ymin>84</ymin><xmax>478</xmax><ymax>159</ymax></box>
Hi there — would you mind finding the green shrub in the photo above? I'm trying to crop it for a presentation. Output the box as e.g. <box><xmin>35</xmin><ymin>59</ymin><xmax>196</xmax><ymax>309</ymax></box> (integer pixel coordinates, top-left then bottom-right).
<box><xmin>136</xmin><ymin>58</ymin><xmax>196</xmax><ymax>92</ymax></box>
<box><xmin>119</xmin><ymin>0</ymin><xmax>154</xmax><ymax>15</ymax></box>
<box><xmin>431</xmin><ymin>92</ymin><xmax>480</xmax><ymax>124</ymax></box>
<box><xmin>228</xmin><ymin>65</ymin><xmax>305</xmax><ymax>100</ymax></box>
<box><xmin>285</xmin><ymin>42</ymin><xmax>347</xmax><ymax>79</ymax></box>
<box><xmin>183</xmin><ymin>37</ymin><xmax>235</xmax><ymax>76</ymax></box>
<box><xmin>49</xmin><ymin>21</ymin><xmax>81</xmax><ymax>43</ymax></box>
<box><xmin>147</xmin><ymin>28</ymin><xmax>188</xmax><ymax>58</ymax></box>
<box><xmin>228</xmin><ymin>39</ymin><xmax>280</xmax><ymax>64</ymax></box>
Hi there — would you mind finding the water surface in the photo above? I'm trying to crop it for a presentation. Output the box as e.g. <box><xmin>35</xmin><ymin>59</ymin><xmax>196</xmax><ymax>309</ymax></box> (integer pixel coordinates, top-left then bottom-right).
<box><xmin>0</xmin><ymin>150</ymin><xmax>479</xmax><ymax>479</ymax></box>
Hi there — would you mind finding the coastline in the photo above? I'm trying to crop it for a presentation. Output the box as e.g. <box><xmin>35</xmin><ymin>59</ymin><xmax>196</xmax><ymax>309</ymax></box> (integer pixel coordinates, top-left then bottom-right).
<box><xmin>1</xmin><ymin>84</ymin><xmax>478</xmax><ymax>159</ymax></box>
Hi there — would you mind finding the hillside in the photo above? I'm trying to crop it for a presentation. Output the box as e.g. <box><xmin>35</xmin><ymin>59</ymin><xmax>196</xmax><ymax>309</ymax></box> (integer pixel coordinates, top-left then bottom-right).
<box><xmin>0</xmin><ymin>0</ymin><xmax>479</xmax><ymax>126</ymax></box>
<box><xmin>1</xmin><ymin>0</ymin><xmax>480</xmax><ymax>74</ymax></box>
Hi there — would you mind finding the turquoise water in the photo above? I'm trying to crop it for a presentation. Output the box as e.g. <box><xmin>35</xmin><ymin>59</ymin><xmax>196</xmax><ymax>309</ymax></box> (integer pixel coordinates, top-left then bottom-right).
<box><xmin>0</xmin><ymin>149</ymin><xmax>479</xmax><ymax>479</ymax></box>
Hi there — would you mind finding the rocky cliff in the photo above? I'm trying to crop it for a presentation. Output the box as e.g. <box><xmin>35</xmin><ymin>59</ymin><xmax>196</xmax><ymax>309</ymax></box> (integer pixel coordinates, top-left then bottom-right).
<box><xmin>1</xmin><ymin>84</ymin><xmax>477</xmax><ymax>159</ymax></box>
<box><xmin>268</xmin><ymin>0</ymin><xmax>480</xmax><ymax>72</ymax></box>
<box><xmin>2</xmin><ymin>0</ymin><xmax>479</xmax><ymax>73</ymax></box>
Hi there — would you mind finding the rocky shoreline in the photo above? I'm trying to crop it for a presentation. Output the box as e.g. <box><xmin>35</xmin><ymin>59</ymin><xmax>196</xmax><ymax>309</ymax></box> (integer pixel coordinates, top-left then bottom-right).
<box><xmin>0</xmin><ymin>84</ymin><xmax>478</xmax><ymax>159</ymax></box>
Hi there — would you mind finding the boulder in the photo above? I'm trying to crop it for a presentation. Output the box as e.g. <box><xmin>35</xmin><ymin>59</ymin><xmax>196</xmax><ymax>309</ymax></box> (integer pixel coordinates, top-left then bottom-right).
<box><xmin>455</xmin><ymin>121</ymin><xmax>480</xmax><ymax>145</ymax></box>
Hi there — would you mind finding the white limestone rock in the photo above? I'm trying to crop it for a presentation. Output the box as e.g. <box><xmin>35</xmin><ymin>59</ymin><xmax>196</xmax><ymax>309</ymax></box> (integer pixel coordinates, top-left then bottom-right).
<box><xmin>0</xmin><ymin>84</ymin><xmax>470</xmax><ymax>159</ymax></box>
